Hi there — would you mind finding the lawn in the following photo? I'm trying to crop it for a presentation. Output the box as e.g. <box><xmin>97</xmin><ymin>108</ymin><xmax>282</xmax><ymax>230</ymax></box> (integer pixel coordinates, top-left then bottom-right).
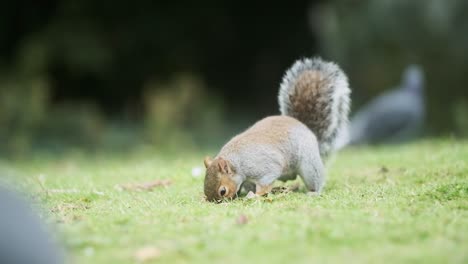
<box><xmin>2</xmin><ymin>139</ymin><xmax>467</xmax><ymax>263</ymax></box>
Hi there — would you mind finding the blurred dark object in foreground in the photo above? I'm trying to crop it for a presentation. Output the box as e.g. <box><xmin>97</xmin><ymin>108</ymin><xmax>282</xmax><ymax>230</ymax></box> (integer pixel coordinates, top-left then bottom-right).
<box><xmin>349</xmin><ymin>65</ymin><xmax>425</xmax><ymax>145</ymax></box>
<box><xmin>0</xmin><ymin>186</ymin><xmax>64</xmax><ymax>264</ymax></box>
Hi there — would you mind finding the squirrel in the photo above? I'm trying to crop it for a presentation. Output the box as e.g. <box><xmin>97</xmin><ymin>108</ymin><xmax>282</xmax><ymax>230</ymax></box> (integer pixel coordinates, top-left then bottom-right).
<box><xmin>203</xmin><ymin>57</ymin><xmax>351</xmax><ymax>202</ymax></box>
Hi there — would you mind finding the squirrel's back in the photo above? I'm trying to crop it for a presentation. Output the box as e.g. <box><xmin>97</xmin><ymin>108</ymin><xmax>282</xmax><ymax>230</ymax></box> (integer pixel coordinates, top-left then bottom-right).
<box><xmin>278</xmin><ymin>57</ymin><xmax>351</xmax><ymax>157</ymax></box>
<box><xmin>219</xmin><ymin>115</ymin><xmax>304</xmax><ymax>155</ymax></box>
<box><xmin>217</xmin><ymin>115</ymin><xmax>320</xmax><ymax>182</ymax></box>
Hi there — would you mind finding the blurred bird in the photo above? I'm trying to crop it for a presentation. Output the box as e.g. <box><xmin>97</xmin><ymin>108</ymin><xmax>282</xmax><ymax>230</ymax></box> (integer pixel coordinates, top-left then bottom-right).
<box><xmin>0</xmin><ymin>186</ymin><xmax>64</xmax><ymax>264</ymax></box>
<box><xmin>349</xmin><ymin>64</ymin><xmax>425</xmax><ymax>145</ymax></box>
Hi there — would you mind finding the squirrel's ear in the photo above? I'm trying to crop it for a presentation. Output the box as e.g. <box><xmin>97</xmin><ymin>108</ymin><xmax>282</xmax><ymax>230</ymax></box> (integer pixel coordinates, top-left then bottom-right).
<box><xmin>204</xmin><ymin>156</ymin><xmax>213</xmax><ymax>168</ymax></box>
<box><xmin>217</xmin><ymin>158</ymin><xmax>232</xmax><ymax>174</ymax></box>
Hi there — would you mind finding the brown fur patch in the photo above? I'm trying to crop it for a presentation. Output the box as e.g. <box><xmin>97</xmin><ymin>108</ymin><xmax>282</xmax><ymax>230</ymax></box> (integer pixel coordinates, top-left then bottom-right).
<box><xmin>289</xmin><ymin>70</ymin><xmax>331</xmax><ymax>142</ymax></box>
<box><xmin>219</xmin><ymin>174</ymin><xmax>237</xmax><ymax>198</ymax></box>
<box><xmin>204</xmin><ymin>158</ymin><xmax>237</xmax><ymax>201</ymax></box>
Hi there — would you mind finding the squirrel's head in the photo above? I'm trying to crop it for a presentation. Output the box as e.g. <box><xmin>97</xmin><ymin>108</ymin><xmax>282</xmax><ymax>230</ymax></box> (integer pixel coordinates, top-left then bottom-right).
<box><xmin>203</xmin><ymin>156</ymin><xmax>239</xmax><ymax>202</ymax></box>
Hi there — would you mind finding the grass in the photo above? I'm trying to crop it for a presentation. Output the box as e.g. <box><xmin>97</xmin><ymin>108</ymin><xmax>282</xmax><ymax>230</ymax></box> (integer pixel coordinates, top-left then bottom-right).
<box><xmin>2</xmin><ymin>139</ymin><xmax>467</xmax><ymax>263</ymax></box>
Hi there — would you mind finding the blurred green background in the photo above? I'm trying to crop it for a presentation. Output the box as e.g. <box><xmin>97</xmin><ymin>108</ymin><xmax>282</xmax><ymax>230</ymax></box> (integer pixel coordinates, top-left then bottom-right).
<box><xmin>1</xmin><ymin>0</ymin><xmax>468</xmax><ymax>156</ymax></box>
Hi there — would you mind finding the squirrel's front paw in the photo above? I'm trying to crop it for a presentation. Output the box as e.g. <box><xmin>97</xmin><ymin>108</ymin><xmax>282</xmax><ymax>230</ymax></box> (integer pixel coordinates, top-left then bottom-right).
<box><xmin>246</xmin><ymin>191</ymin><xmax>257</xmax><ymax>199</ymax></box>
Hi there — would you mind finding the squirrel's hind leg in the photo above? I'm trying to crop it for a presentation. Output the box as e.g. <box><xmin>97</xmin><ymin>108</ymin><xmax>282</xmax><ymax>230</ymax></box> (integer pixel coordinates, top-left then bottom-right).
<box><xmin>298</xmin><ymin>156</ymin><xmax>325</xmax><ymax>193</ymax></box>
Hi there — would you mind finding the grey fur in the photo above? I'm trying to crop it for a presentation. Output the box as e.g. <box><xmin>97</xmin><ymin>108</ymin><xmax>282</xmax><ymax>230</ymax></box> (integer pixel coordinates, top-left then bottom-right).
<box><xmin>218</xmin><ymin>117</ymin><xmax>325</xmax><ymax>193</ymax></box>
<box><xmin>278</xmin><ymin>57</ymin><xmax>351</xmax><ymax>157</ymax></box>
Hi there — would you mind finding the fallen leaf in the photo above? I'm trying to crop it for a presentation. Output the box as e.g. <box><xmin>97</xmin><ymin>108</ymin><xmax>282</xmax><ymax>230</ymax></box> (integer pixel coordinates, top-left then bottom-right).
<box><xmin>236</xmin><ymin>214</ymin><xmax>248</xmax><ymax>225</ymax></box>
<box><xmin>134</xmin><ymin>246</ymin><xmax>161</xmax><ymax>262</ymax></box>
<box><xmin>117</xmin><ymin>179</ymin><xmax>172</xmax><ymax>192</ymax></box>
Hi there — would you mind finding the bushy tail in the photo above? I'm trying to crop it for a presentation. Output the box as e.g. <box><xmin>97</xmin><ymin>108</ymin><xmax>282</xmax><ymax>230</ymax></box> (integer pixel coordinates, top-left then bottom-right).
<box><xmin>278</xmin><ymin>57</ymin><xmax>351</xmax><ymax>157</ymax></box>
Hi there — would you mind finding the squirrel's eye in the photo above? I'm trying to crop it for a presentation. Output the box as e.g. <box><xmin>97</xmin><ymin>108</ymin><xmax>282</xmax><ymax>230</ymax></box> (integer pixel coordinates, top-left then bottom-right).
<box><xmin>219</xmin><ymin>186</ymin><xmax>227</xmax><ymax>196</ymax></box>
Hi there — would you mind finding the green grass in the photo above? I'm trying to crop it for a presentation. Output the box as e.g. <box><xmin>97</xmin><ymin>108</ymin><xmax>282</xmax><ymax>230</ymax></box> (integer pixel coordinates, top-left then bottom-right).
<box><xmin>2</xmin><ymin>139</ymin><xmax>468</xmax><ymax>263</ymax></box>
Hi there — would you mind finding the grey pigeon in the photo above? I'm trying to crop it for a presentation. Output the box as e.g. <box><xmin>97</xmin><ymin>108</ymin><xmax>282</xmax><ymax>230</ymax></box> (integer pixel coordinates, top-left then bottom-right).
<box><xmin>0</xmin><ymin>186</ymin><xmax>64</xmax><ymax>264</ymax></box>
<box><xmin>349</xmin><ymin>65</ymin><xmax>425</xmax><ymax>145</ymax></box>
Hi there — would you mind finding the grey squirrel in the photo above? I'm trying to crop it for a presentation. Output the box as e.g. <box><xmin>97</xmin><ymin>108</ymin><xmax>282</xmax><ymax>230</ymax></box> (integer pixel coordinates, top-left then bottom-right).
<box><xmin>204</xmin><ymin>57</ymin><xmax>351</xmax><ymax>202</ymax></box>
